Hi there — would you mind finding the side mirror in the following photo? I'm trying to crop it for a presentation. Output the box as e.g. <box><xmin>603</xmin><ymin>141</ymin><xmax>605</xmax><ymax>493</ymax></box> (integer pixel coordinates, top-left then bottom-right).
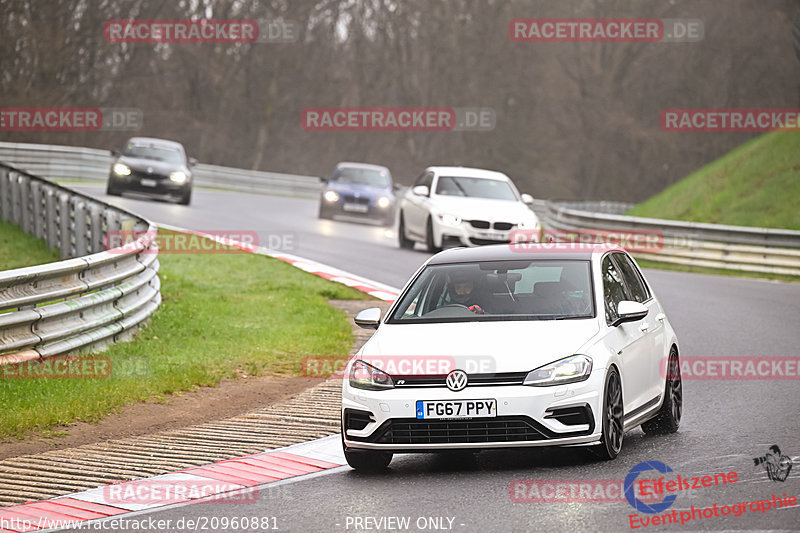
<box><xmin>354</xmin><ymin>307</ymin><xmax>382</xmax><ymax>329</ymax></box>
<box><xmin>111</xmin><ymin>149</ymin><xmax>120</xmax><ymax>157</ymax></box>
<box><xmin>613</xmin><ymin>301</ymin><xmax>648</xmax><ymax>326</ymax></box>
<box><xmin>521</xmin><ymin>193</ymin><xmax>534</xmax><ymax>204</ymax></box>
<box><xmin>412</xmin><ymin>185</ymin><xmax>429</xmax><ymax>197</ymax></box>
<box><xmin>188</xmin><ymin>157</ymin><xmax>198</xmax><ymax>167</ymax></box>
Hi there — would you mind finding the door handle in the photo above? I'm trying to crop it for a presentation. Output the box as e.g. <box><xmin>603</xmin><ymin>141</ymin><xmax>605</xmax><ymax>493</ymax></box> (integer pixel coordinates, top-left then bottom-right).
<box><xmin>639</xmin><ymin>323</ymin><xmax>649</xmax><ymax>333</ymax></box>
<box><xmin>656</xmin><ymin>313</ymin><xmax>666</xmax><ymax>322</ymax></box>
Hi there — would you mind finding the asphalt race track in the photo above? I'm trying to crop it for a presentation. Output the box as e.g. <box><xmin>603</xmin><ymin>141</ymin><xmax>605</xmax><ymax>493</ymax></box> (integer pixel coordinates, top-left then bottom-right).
<box><xmin>62</xmin><ymin>185</ymin><xmax>800</xmax><ymax>533</ymax></box>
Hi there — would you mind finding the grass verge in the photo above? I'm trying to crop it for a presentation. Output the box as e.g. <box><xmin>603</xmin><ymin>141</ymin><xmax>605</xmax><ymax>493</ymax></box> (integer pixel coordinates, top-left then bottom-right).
<box><xmin>627</xmin><ymin>132</ymin><xmax>800</xmax><ymax>230</ymax></box>
<box><xmin>0</xmin><ymin>220</ymin><xmax>61</xmax><ymax>270</ymax></box>
<box><xmin>0</xmin><ymin>228</ymin><xmax>368</xmax><ymax>439</ymax></box>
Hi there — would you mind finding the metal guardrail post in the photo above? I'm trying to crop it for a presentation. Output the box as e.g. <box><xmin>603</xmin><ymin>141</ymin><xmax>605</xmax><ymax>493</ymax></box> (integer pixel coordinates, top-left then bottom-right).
<box><xmin>30</xmin><ymin>180</ymin><xmax>44</xmax><ymax>240</ymax></box>
<box><xmin>44</xmin><ymin>186</ymin><xmax>58</xmax><ymax>248</ymax></box>
<box><xmin>57</xmin><ymin>191</ymin><xmax>72</xmax><ymax>260</ymax></box>
<box><xmin>105</xmin><ymin>209</ymin><xmax>121</xmax><ymax>236</ymax></box>
<box><xmin>0</xmin><ymin>167</ymin><xmax>9</xmax><ymax>222</ymax></box>
<box><xmin>11</xmin><ymin>171</ymin><xmax>22</xmax><ymax>226</ymax></box>
<box><xmin>72</xmin><ymin>196</ymin><xmax>88</xmax><ymax>257</ymax></box>
<box><xmin>89</xmin><ymin>202</ymin><xmax>104</xmax><ymax>253</ymax></box>
<box><xmin>19</xmin><ymin>174</ymin><xmax>32</xmax><ymax>234</ymax></box>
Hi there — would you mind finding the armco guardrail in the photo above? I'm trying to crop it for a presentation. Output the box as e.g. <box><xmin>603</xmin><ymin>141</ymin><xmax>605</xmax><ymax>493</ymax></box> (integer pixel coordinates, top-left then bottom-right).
<box><xmin>0</xmin><ymin>141</ymin><xmax>322</xmax><ymax>198</ymax></box>
<box><xmin>540</xmin><ymin>201</ymin><xmax>800</xmax><ymax>276</ymax></box>
<box><xmin>3</xmin><ymin>142</ymin><xmax>797</xmax><ymax>278</ymax></box>
<box><xmin>0</xmin><ymin>163</ymin><xmax>161</xmax><ymax>363</ymax></box>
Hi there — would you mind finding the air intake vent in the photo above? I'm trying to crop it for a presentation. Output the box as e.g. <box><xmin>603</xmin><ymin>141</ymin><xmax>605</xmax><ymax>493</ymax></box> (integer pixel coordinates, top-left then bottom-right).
<box><xmin>344</xmin><ymin>409</ymin><xmax>374</xmax><ymax>431</ymax></box>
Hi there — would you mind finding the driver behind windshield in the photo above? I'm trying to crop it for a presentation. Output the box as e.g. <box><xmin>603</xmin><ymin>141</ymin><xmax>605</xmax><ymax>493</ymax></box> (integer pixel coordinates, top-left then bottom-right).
<box><xmin>447</xmin><ymin>271</ymin><xmax>485</xmax><ymax>314</ymax></box>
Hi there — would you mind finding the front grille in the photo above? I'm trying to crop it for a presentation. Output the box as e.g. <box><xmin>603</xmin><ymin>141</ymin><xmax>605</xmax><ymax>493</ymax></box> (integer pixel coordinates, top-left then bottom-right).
<box><xmin>469</xmin><ymin>237</ymin><xmax>508</xmax><ymax>245</ymax></box>
<box><xmin>468</xmin><ymin>220</ymin><xmax>514</xmax><ymax>230</ymax></box>
<box><xmin>469</xmin><ymin>220</ymin><xmax>490</xmax><ymax>229</ymax></box>
<box><xmin>363</xmin><ymin>416</ymin><xmax>581</xmax><ymax>445</ymax></box>
<box><xmin>131</xmin><ymin>170</ymin><xmax>167</xmax><ymax>180</ymax></box>
<box><xmin>342</xmin><ymin>195</ymin><xmax>370</xmax><ymax>205</ymax></box>
<box><xmin>393</xmin><ymin>371</ymin><xmax>527</xmax><ymax>388</ymax></box>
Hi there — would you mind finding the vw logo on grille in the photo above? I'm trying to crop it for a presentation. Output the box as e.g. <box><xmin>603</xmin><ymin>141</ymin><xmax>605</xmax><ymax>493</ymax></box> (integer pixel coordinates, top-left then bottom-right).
<box><xmin>146</xmin><ymin>167</ymin><xmax>153</xmax><ymax>174</ymax></box>
<box><xmin>446</xmin><ymin>370</ymin><xmax>468</xmax><ymax>392</ymax></box>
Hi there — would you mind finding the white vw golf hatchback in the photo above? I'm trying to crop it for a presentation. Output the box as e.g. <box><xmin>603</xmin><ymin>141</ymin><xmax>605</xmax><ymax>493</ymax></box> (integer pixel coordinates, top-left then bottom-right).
<box><xmin>341</xmin><ymin>243</ymin><xmax>682</xmax><ymax>470</ymax></box>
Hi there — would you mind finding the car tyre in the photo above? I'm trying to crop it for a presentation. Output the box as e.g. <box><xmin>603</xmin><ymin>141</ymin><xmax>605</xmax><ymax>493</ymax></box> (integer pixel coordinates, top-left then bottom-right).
<box><xmin>341</xmin><ymin>432</ymin><xmax>392</xmax><ymax>471</ymax></box>
<box><xmin>106</xmin><ymin>182</ymin><xmax>122</xmax><ymax>196</ymax></box>
<box><xmin>398</xmin><ymin>213</ymin><xmax>414</xmax><ymax>249</ymax></box>
<box><xmin>344</xmin><ymin>449</ymin><xmax>393</xmax><ymax>471</ymax></box>
<box><xmin>590</xmin><ymin>366</ymin><xmax>624</xmax><ymax>461</ymax></box>
<box><xmin>178</xmin><ymin>188</ymin><xmax>192</xmax><ymax>206</ymax></box>
<box><xmin>641</xmin><ymin>349</ymin><xmax>682</xmax><ymax>435</ymax></box>
<box><xmin>318</xmin><ymin>203</ymin><xmax>333</xmax><ymax>220</ymax></box>
<box><xmin>425</xmin><ymin>217</ymin><xmax>442</xmax><ymax>253</ymax></box>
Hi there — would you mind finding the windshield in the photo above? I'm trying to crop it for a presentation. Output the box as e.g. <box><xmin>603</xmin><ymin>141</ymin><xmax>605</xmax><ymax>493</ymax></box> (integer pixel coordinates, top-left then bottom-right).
<box><xmin>389</xmin><ymin>260</ymin><xmax>595</xmax><ymax>323</ymax></box>
<box><xmin>122</xmin><ymin>144</ymin><xmax>184</xmax><ymax>165</ymax></box>
<box><xmin>435</xmin><ymin>176</ymin><xmax>517</xmax><ymax>200</ymax></box>
<box><xmin>332</xmin><ymin>168</ymin><xmax>390</xmax><ymax>187</ymax></box>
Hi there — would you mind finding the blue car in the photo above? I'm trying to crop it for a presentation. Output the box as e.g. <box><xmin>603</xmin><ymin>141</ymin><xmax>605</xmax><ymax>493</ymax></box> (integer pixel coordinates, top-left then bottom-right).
<box><xmin>318</xmin><ymin>162</ymin><xmax>396</xmax><ymax>226</ymax></box>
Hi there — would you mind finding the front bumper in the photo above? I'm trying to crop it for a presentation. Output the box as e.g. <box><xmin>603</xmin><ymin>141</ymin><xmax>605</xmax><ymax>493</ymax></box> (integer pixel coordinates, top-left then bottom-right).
<box><xmin>109</xmin><ymin>173</ymin><xmax>190</xmax><ymax>198</ymax></box>
<box><xmin>437</xmin><ymin>222</ymin><xmax>538</xmax><ymax>247</ymax></box>
<box><xmin>342</xmin><ymin>374</ymin><xmax>603</xmax><ymax>452</ymax></box>
<box><xmin>321</xmin><ymin>198</ymin><xmax>393</xmax><ymax>220</ymax></box>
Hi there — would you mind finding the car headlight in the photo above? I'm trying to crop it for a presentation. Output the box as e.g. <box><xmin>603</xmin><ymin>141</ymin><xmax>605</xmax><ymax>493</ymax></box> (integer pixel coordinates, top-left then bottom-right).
<box><xmin>377</xmin><ymin>196</ymin><xmax>391</xmax><ymax>208</ymax></box>
<box><xmin>524</xmin><ymin>355</ymin><xmax>593</xmax><ymax>386</ymax></box>
<box><xmin>113</xmin><ymin>163</ymin><xmax>131</xmax><ymax>176</ymax></box>
<box><xmin>349</xmin><ymin>360</ymin><xmax>394</xmax><ymax>390</ymax></box>
<box><xmin>169</xmin><ymin>171</ymin><xmax>188</xmax><ymax>184</ymax></box>
<box><xmin>324</xmin><ymin>190</ymin><xmax>339</xmax><ymax>202</ymax></box>
<box><xmin>437</xmin><ymin>213</ymin><xmax>462</xmax><ymax>226</ymax></box>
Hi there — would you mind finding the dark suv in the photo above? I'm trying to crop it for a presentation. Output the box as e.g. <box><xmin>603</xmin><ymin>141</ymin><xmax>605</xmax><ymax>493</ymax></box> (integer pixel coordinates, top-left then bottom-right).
<box><xmin>107</xmin><ymin>137</ymin><xmax>196</xmax><ymax>205</ymax></box>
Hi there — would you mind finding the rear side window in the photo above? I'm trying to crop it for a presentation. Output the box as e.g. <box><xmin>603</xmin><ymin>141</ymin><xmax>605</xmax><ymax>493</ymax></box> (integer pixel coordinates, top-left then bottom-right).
<box><xmin>602</xmin><ymin>255</ymin><xmax>627</xmax><ymax>324</ymax></box>
<box><xmin>613</xmin><ymin>253</ymin><xmax>650</xmax><ymax>303</ymax></box>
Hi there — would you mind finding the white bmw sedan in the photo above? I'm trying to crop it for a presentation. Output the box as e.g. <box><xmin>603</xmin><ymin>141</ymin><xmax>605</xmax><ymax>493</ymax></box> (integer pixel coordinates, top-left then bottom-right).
<box><xmin>341</xmin><ymin>243</ymin><xmax>682</xmax><ymax>470</ymax></box>
<box><xmin>397</xmin><ymin>166</ymin><xmax>540</xmax><ymax>252</ymax></box>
